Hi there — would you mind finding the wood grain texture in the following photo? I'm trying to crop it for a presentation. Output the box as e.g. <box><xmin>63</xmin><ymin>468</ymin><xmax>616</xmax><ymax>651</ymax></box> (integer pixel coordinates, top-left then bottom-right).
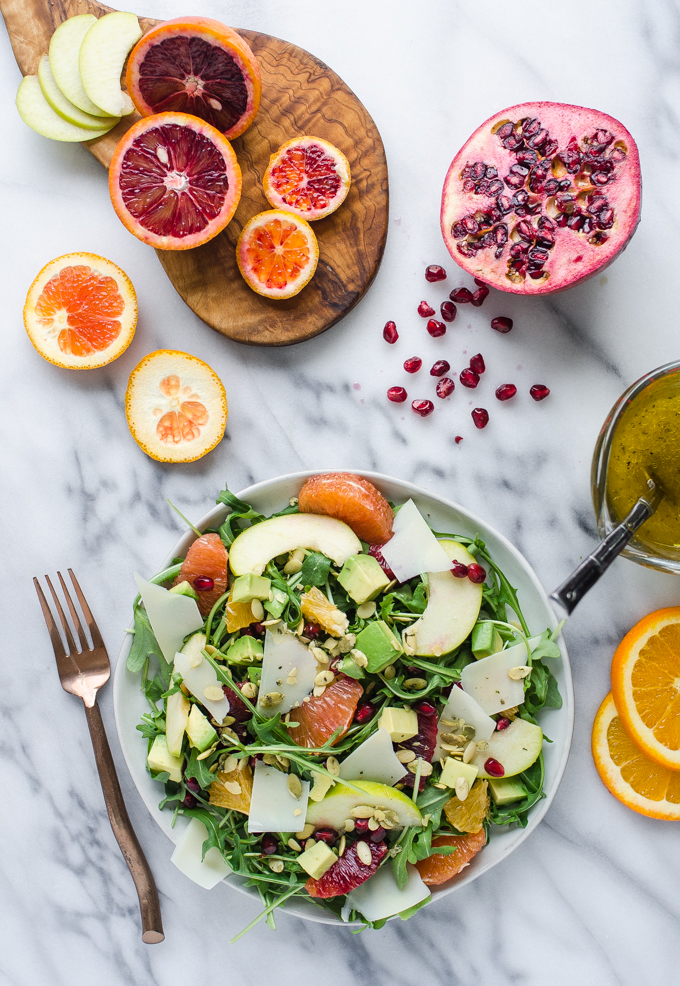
<box><xmin>1</xmin><ymin>0</ymin><xmax>388</xmax><ymax>346</ymax></box>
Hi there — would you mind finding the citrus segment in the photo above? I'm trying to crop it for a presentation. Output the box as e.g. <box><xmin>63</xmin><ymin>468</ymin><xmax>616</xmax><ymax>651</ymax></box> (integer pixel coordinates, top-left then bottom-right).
<box><xmin>263</xmin><ymin>136</ymin><xmax>351</xmax><ymax>221</ymax></box>
<box><xmin>109</xmin><ymin>112</ymin><xmax>242</xmax><ymax>250</ymax></box>
<box><xmin>209</xmin><ymin>763</ymin><xmax>253</xmax><ymax>815</ymax></box>
<box><xmin>24</xmin><ymin>253</ymin><xmax>136</xmax><ymax>369</ymax></box>
<box><xmin>236</xmin><ymin>209</ymin><xmax>318</xmax><ymax>299</ymax></box>
<box><xmin>126</xmin><ymin>17</ymin><xmax>261</xmax><ymax>140</ymax></box>
<box><xmin>125</xmin><ymin>350</ymin><xmax>228</xmax><ymax>463</ymax></box>
<box><xmin>300</xmin><ymin>587</ymin><xmax>349</xmax><ymax>637</ymax></box>
<box><xmin>173</xmin><ymin>533</ymin><xmax>228</xmax><ymax>616</ymax></box>
<box><xmin>415</xmin><ymin>830</ymin><xmax>486</xmax><ymax>885</ymax></box>
<box><xmin>610</xmin><ymin>607</ymin><xmax>680</xmax><ymax>770</ymax></box>
<box><xmin>298</xmin><ymin>473</ymin><xmax>394</xmax><ymax>545</ymax></box>
<box><xmin>225</xmin><ymin>593</ymin><xmax>257</xmax><ymax>632</ymax></box>
<box><xmin>592</xmin><ymin>692</ymin><xmax>680</xmax><ymax>820</ymax></box>
<box><xmin>443</xmin><ymin>779</ymin><xmax>490</xmax><ymax>834</ymax></box>
<box><xmin>287</xmin><ymin>675</ymin><xmax>363</xmax><ymax>749</ymax></box>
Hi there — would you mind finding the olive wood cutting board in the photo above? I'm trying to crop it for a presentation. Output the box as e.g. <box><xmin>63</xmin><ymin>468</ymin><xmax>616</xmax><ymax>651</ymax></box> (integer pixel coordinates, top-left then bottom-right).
<box><xmin>1</xmin><ymin>0</ymin><xmax>389</xmax><ymax>346</ymax></box>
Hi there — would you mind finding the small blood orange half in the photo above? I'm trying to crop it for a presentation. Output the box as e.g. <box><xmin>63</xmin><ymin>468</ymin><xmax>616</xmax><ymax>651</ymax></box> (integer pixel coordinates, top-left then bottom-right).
<box><xmin>24</xmin><ymin>253</ymin><xmax>136</xmax><ymax>370</ymax></box>
<box><xmin>126</xmin><ymin>17</ymin><xmax>261</xmax><ymax>140</ymax></box>
<box><xmin>125</xmin><ymin>350</ymin><xmax>228</xmax><ymax>462</ymax></box>
<box><xmin>109</xmin><ymin>112</ymin><xmax>242</xmax><ymax>250</ymax></box>
<box><xmin>236</xmin><ymin>209</ymin><xmax>319</xmax><ymax>299</ymax></box>
<box><xmin>298</xmin><ymin>473</ymin><xmax>394</xmax><ymax>544</ymax></box>
<box><xmin>263</xmin><ymin>136</ymin><xmax>351</xmax><ymax>221</ymax></box>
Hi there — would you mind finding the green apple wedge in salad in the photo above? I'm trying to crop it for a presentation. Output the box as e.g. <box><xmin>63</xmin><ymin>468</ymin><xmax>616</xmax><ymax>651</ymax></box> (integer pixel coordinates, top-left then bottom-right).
<box><xmin>127</xmin><ymin>475</ymin><xmax>563</xmax><ymax>938</ymax></box>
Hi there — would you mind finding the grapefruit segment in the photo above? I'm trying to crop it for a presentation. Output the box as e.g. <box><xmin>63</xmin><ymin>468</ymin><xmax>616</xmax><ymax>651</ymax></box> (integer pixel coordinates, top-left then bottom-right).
<box><xmin>173</xmin><ymin>533</ymin><xmax>228</xmax><ymax>616</ymax></box>
<box><xmin>415</xmin><ymin>830</ymin><xmax>486</xmax><ymax>885</ymax></box>
<box><xmin>263</xmin><ymin>136</ymin><xmax>351</xmax><ymax>221</ymax></box>
<box><xmin>287</xmin><ymin>675</ymin><xmax>363</xmax><ymax>749</ymax></box>
<box><xmin>236</xmin><ymin>209</ymin><xmax>319</xmax><ymax>299</ymax></box>
<box><xmin>298</xmin><ymin>473</ymin><xmax>394</xmax><ymax>545</ymax></box>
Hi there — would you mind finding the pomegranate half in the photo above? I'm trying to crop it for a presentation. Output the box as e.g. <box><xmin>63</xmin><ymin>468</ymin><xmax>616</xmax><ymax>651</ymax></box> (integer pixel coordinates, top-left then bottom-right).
<box><xmin>441</xmin><ymin>102</ymin><xmax>641</xmax><ymax>294</ymax></box>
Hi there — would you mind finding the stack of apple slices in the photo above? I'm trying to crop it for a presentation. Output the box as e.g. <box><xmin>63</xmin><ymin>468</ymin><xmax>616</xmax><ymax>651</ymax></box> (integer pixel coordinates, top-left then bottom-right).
<box><xmin>16</xmin><ymin>12</ymin><xmax>142</xmax><ymax>142</ymax></box>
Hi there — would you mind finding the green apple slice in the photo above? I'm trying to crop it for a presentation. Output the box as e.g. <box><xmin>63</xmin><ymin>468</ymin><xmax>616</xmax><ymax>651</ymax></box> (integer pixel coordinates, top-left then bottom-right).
<box><xmin>79</xmin><ymin>11</ymin><xmax>142</xmax><ymax>117</ymax></box>
<box><xmin>472</xmin><ymin>717</ymin><xmax>543</xmax><ymax>778</ymax></box>
<box><xmin>412</xmin><ymin>539</ymin><xmax>483</xmax><ymax>656</ymax></box>
<box><xmin>305</xmin><ymin>779</ymin><xmax>422</xmax><ymax>832</ymax></box>
<box><xmin>49</xmin><ymin>15</ymin><xmax>111</xmax><ymax>117</ymax></box>
<box><xmin>229</xmin><ymin>513</ymin><xmax>361</xmax><ymax>576</ymax></box>
<box><xmin>38</xmin><ymin>55</ymin><xmax>119</xmax><ymax>130</ymax></box>
<box><xmin>16</xmin><ymin>75</ymin><xmax>115</xmax><ymax>142</ymax></box>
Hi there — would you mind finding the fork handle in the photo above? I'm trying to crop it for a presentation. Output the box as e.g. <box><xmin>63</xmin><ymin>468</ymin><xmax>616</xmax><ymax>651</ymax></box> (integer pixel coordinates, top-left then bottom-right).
<box><xmin>84</xmin><ymin>701</ymin><xmax>165</xmax><ymax>944</ymax></box>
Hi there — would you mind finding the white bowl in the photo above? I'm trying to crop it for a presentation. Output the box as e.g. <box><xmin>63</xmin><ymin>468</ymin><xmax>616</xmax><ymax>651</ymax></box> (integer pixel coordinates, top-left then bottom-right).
<box><xmin>113</xmin><ymin>470</ymin><xmax>574</xmax><ymax>926</ymax></box>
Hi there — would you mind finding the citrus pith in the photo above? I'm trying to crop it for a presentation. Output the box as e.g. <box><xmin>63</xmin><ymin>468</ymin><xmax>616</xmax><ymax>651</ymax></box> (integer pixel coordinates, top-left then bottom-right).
<box><xmin>263</xmin><ymin>136</ymin><xmax>351</xmax><ymax>221</ymax></box>
<box><xmin>236</xmin><ymin>209</ymin><xmax>318</xmax><ymax>299</ymax></box>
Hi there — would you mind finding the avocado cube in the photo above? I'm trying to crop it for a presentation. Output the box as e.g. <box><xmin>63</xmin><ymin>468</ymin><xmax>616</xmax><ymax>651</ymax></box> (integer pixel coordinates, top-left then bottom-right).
<box><xmin>169</xmin><ymin>579</ymin><xmax>199</xmax><ymax>601</ymax></box>
<box><xmin>355</xmin><ymin>620</ymin><xmax>404</xmax><ymax>673</ymax></box>
<box><xmin>231</xmin><ymin>574</ymin><xmax>272</xmax><ymax>604</ymax></box>
<box><xmin>488</xmin><ymin>776</ymin><xmax>528</xmax><ymax>805</ymax></box>
<box><xmin>296</xmin><ymin>841</ymin><xmax>338</xmax><ymax>880</ymax></box>
<box><xmin>225</xmin><ymin>635</ymin><xmax>264</xmax><ymax>665</ymax></box>
<box><xmin>264</xmin><ymin>586</ymin><xmax>288</xmax><ymax>619</ymax></box>
<box><xmin>337</xmin><ymin>554</ymin><xmax>390</xmax><ymax>604</ymax></box>
<box><xmin>439</xmin><ymin>758</ymin><xmax>479</xmax><ymax>790</ymax></box>
<box><xmin>471</xmin><ymin>621</ymin><xmax>503</xmax><ymax>659</ymax></box>
<box><xmin>186</xmin><ymin>704</ymin><xmax>218</xmax><ymax>752</ymax></box>
<box><xmin>147</xmin><ymin>734</ymin><xmax>184</xmax><ymax>782</ymax></box>
<box><xmin>378</xmin><ymin>706</ymin><xmax>418</xmax><ymax>743</ymax></box>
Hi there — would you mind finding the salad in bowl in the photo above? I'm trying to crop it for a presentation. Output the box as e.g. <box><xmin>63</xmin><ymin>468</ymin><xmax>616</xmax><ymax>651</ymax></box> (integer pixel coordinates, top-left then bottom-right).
<box><xmin>122</xmin><ymin>472</ymin><xmax>569</xmax><ymax>937</ymax></box>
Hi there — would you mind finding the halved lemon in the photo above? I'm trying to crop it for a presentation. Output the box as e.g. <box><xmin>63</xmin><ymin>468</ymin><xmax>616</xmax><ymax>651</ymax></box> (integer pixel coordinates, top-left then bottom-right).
<box><xmin>592</xmin><ymin>692</ymin><xmax>680</xmax><ymax>820</ymax></box>
<box><xmin>125</xmin><ymin>350</ymin><xmax>228</xmax><ymax>463</ymax></box>
<box><xmin>236</xmin><ymin>209</ymin><xmax>318</xmax><ymax>299</ymax></box>
<box><xmin>24</xmin><ymin>253</ymin><xmax>137</xmax><ymax>369</ymax></box>
<box><xmin>610</xmin><ymin>607</ymin><xmax>680</xmax><ymax>771</ymax></box>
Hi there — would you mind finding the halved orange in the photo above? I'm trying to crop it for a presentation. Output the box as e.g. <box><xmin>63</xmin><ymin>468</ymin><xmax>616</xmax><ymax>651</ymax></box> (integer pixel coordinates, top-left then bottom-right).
<box><xmin>24</xmin><ymin>253</ymin><xmax>136</xmax><ymax>369</ymax></box>
<box><xmin>125</xmin><ymin>350</ymin><xmax>228</xmax><ymax>463</ymax></box>
<box><xmin>610</xmin><ymin>607</ymin><xmax>680</xmax><ymax>771</ymax></box>
<box><xmin>236</xmin><ymin>209</ymin><xmax>318</xmax><ymax>299</ymax></box>
<box><xmin>298</xmin><ymin>472</ymin><xmax>394</xmax><ymax>544</ymax></box>
<box><xmin>287</xmin><ymin>675</ymin><xmax>363</xmax><ymax>749</ymax></box>
<box><xmin>415</xmin><ymin>830</ymin><xmax>486</xmax><ymax>885</ymax></box>
<box><xmin>592</xmin><ymin>692</ymin><xmax>680</xmax><ymax>820</ymax></box>
<box><xmin>263</xmin><ymin>137</ymin><xmax>351</xmax><ymax>221</ymax></box>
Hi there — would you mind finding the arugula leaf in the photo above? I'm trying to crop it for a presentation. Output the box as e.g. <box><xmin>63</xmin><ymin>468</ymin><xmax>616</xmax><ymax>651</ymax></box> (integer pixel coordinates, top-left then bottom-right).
<box><xmin>300</xmin><ymin>552</ymin><xmax>331</xmax><ymax>588</ymax></box>
<box><xmin>179</xmin><ymin>806</ymin><xmax>227</xmax><ymax>862</ymax></box>
<box><xmin>399</xmin><ymin>895</ymin><xmax>431</xmax><ymax>920</ymax></box>
<box><xmin>185</xmin><ymin>747</ymin><xmax>217</xmax><ymax>790</ymax></box>
<box><xmin>487</xmin><ymin>753</ymin><xmax>545</xmax><ymax>827</ymax></box>
<box><xmin>521</xmin><ymin>659</ymin><xmax>562</xmax><ymax>722</ymax></box>
<box><xmin>127</xmin><ymin>605</ymin><xmax>160</xmax><ymax>673</ymax></box>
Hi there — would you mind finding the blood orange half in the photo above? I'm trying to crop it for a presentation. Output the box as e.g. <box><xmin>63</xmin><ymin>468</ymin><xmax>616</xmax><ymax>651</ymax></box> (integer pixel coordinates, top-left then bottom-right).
<box><xmin>109</xmin><ymin>112</ymin><xmax>242</xmax><ymax>250</ymax></box>
<box><xmin>263</xmin><ymin>137</ymin><xmax>351</xmax><ymax>221</ymax></box>
<box><xmin>236</xmin><ymin>209</ymin><xmax>319</xmax><ymax>299</ymax></box>
<box><xmin>126</xmin><ymin>17</ymin><xmax>261</xmax><ymax>140</ymax></box>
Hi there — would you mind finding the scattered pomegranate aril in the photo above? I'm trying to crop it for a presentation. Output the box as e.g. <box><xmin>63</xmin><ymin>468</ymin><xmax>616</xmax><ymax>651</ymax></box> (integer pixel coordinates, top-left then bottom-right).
<box><xmin>369</xmin><ymin>826</ymin><xmax>386</xmax><ymax>843</ymax></box>
<box><xmin>412</xmin><ymin>399</ymin><xmax>434</xmax><ymax>417</ymax></box>
<box><xmin>193</xmin><ymin>576</ymin><xmax>215</xmax><ymax>591</ymax></box>
<box><xmin>417</xmin><ymin>301</ymin><xmax>435</xmax><ymax>317</ymax></box>
<box><xmin>353</xmin><ymin>817</ymin><xmax>370</xmax><ymax>835</ymax></box>
<box><xmin>383</xmin><ymin>320</ymin><xmax>398</xmax><ymax>344</ymax></box>
<box><xmin>455</xmin><ymin>435</ymin><xmax>463</xmax><ymax>444</ymax></box>
<box><xmin>471</xmin><ymin>286</ymin><xmax>489</xmax><ymax>307</ymax></box>
<box><xmin>354</xmin><ymin>701</ymin><xmax>377</xmax><ymax>724</ymax></box>
<box><xmin>491</xmin><ymin>316</ymin><xmax>513</xmax><ymax>333</ymax></box>
<box><xmin>369</xmin><ymin>544</ymin><xmax>396</xmax><ymax>580</ymax></box>
<box><xmin>460</xmin><ymin>368</ymin><xmax>480</xmax><ymax>388</ymax></box>
<box><xmin>313</xmin><ymin>827</ymin><xmax>338</xmax><ymax>846</ymax></box>
<box><xmin>474</xmin><ymin>277</ymin><xmax>487</xmax><ymax>287</ymax></box>
<box><xmin>430</xmin><ymin>360</ymin><xmax>451</xmax><ymax>377</ymax></box>
<box><xmin>427</xmin><ymin>319</ymin><xmax>446</xmax><ymax>338</ymax></box>
<box><xmin>387</xmin><ymin>386</ymin><xmax>408</xmax><ymax>403</ymax></box>
<box><xmin>496</xmin><ymin>717</ymin><xmax>511</xmax><ymax>731</ymax></box>
<box><xmin>469</xmin><ymin>353</ymin><xmax>486</xmax><ymax>374</ymax></box>
<box><xmin>450</xmin><ymin>287</ymin><xmax>474</xmax><ymax>304</ymax></box>
<box><xmin>530</xmin><ymin>384</ymin><xmax>550</xmax><ymax>401</ymax></box>
<box><xmin>451</xmin><ymin>561</ymin><xmax>469</xmax><ymax>578</ymax></box>
<box><xmin>440</xmin><ymin>301</ymin><xmax>457</xmax><ymax>322</ymax></box>
<box><xmin>404</xmin><ymin>357</ymin><xmax>422</xmax><ymax>373</ymax></box>
<box><xmin>261</xmin><ymin>833</ymin><xmax>278</xmax><ymax>855</ymax></box>
<box><xmin>425</xmin><ymin>264</ymin><xmax>447</xmax><ymax>282</ymax></box>
<box><xmin>436</xmin><ymin>377</ymin><xmax>455</xmax><ymax>399</ymax></box>
<box><xmin>467</xmin><ymin>563</ymin><xmax>487</xmax><ymax>583</ymax></box>
<box><xmin>495</xmin><ymin>383</ymin><xmax>517</xmax><ymax>401</ymax></box>
<box><xmin>484</xmin><ymin>757</ymin><xmax>505</xmax><ymax>777</ymax></box>
<box><xmin>304</xmin><ymin>623</ymin><xmax>323</xmax><ymax>640</ymax></box>
<box><xmin>471</xmin><ymin>407</ymin><xmax>489</xmax><ymax>429</ymax></box>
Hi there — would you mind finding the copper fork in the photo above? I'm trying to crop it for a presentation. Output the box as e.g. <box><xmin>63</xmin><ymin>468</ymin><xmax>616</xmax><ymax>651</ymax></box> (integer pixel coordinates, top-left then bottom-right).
<box><xmin>34</xmin><ymin>569</ymin><xmax>164</xmax><ymax>944</ymax></box>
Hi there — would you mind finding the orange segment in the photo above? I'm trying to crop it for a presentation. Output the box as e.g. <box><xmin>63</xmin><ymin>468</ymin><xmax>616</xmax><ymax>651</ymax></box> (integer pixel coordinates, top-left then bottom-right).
<box><xmin>592</xmin><ymin>692</ymin><xmax>680</xmax><ymax>820</ymax></box>
<box><xmin>225</xmin><ymin>592</ymin><xmax>256</xmax><ymax>632</ymax></box>
<box><xmin>610</xmin><ymin>607</ymin><xmax>680</xmax><ymax>770</ymax></box>
<box><xmin>300</xmin><ymin>587</ymin><xmax>349</xmax><ymax>638</ymax></box>
<box><xmin>287</xmin><ymin>675</ymin><xmax>363</xmax><ymax>748</ymax></box>
<box><xmin>236</xmin><ymin>209</ymin><xmax>319</xmax><ymax>299</ymax></box>
<box><xmin>443</xmin><ymin>780</ymin><xmax>490</xmax><ymax>834</ymax></box>
<box><xmin>298</xmin><ymin>473</ymin><xmax>394</xmax><ymax>545</ymax></box>
<box><xmin>415</xmin><ymin>830</ymin><xmax>486</xmax><ymax>885</ymax></box>
<box><xmin>209</xmin><ymin>763</ymin><xmax>253</xmax><ymax>814</ymax></box>
<box><xmin>24</xmin><ymin>253</ymin><xmax>137</xmax><ymax>369</ymax></box>
<box><xmin>173</xmin><ymin>533</ymin><xmax>228</xmax><ymax>617</ymax></box>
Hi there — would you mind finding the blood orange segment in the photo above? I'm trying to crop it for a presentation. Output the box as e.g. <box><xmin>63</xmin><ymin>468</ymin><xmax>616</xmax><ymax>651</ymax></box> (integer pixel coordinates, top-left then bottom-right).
<box><xmin>415</xmin><ymin>830</ymin><xmax>486</xmax><ymax>885</ymax></box>
<box><xmin>305</xmin><ymin>839</ymin><xmax>388</xmax><ymax>898</ymax></box>
<box><xmin>23</xmin><ymin>253</ymin><xmax>136</xmax><ymax>370</ymax></box>
<box><xmin>298</xmin><ymin>473</ymin><xmax>394</xmax><ymax>545</ymax></box>
<box><xmin>173</xmin><ymin>533</ymin><xmax>228</xmax><ymax>616</ymax></box>
<box><xmin>287</xmin><ymin>675</ymin><xmax>363</xmax><ymax>749</ymax></box>
<box><xmin>263</xmin><ymin>136</ymin><xmax>351</xmax><ymax>221</ymax></box>
<box><xmin>236</xmin><ymin>209</ymin><xmax>319</xmax><ymax>299</ymax></box>
<box><xmin>125</xmin><ymin>350</ymin><xmax>228</xmax><ymax>463</ymax></box>
<box><xmin>109</xmin><ymin>112</ymin><xmax>242</xmax><ymax>250</ymax></box>
<box><xmin>126</xmin><ymin>17</ymin><xmax>261</xmax><ymax>140</ymax></box>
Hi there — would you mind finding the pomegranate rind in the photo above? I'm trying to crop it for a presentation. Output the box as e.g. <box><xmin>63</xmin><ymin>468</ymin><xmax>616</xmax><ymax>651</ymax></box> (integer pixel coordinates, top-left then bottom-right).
<box><xmin>125</xmin><ymin>17</ymin><xmax>261</xmax><ymax>140</ymax></box>
<box><xmin>298</xmin><ymin>472</ymin><xmax>394</xmax><ymax>545</ymax></box>
<box><xmin>125</xmin><ymin>349</ymin><xmax>228</xmax><ymax>463</ymax></box>
<box><xmin>24</xmin><ymin>253</ymin><xmax>137</xmax><ymax>370</ymax></box>
<box><xmin>236</xmin><ymin>209</ymin><xmax>319</xmax><ymax>300</ymax></box>
<box><xmin>440</xmin><ymin>101</ymin><xmax>641</xmax><ymax>295</ymax></box>
<box><xmin>108</xmin><ymin>112</ymin><xmax>242</xmax><ymax>251</ymax></box>
<box><xmin>415</xmin><ymin>830</ymin><xmax>486</xmax><ymax>886</ymax></box>
<box><xmin>173</xmin><ymin>533</ymin><xmax>229</xmax><ymax>616</ymax></box>
<box><xmin>263</xmin><ymin>136</ymin><xmax>351</xmax><ymax>221</ymax></box>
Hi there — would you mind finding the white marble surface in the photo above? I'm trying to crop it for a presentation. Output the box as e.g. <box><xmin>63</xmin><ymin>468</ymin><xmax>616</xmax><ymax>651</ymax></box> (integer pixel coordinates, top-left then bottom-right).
<box><xmin>2</xmin><ymin>0</ymin><xmax>680</xmax><ymax>983</ymax></box>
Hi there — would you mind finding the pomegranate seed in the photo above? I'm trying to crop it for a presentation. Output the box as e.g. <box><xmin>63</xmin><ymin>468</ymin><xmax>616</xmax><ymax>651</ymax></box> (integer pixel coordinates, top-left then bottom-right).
<box><xmin>426</xmin><ymin>319</ymin><xmax>446</xmax><ymax>338</ymax></box>
<box><xmin>471</xmin><ymin>287</ymin><xmax>489</xmax><ymax>307</ymax></box>
<box><xmin>484</xmin><ymin>757</ymin><xmax>505</xmax><ymax>777</ymax></box>
<box><xmin>414</xmin><ymin>700</ymin><xmax>437</xmax><ymax>716</ymax></box>
<box><xmin>404</xmin><ymin>357</ymin><xmax>422</xmax><ymax>373</ymax></box>
<box><xmin>474</xmin><ymin>277</ymin><xmax>487</xmax><ymax>287</ymax></box>
<box><xmin>496</xmin><ymin>717</ymin><xmax>511</xmax><ymax>731</ymax></box>
<box><xmin>467</xmin><ymin>563</ymin><xmax>487</xmax><ymax>583</ymax></box>
<box><xmin>425</xmin><ymin>264</ymin><xmax>447</xmax><ymax>282</ymax></box>
<box><xmin>329</xmin><ymin>657</ymin><xmax>342</xmax><ymax>673</ymax></box>
<box><xmin>417</xmin><ymin>301</ymin><xmax>435</xmax><ymax>317</ymax></box>
<box><xmin>491</xmin><ymin>316</ymin><xmax>513</xmax><ymax>333</ymax></box>
<box><xmin>193</xmin><ymin>576</ymin><xmax>214</xmax><ymax>591</ymax></box>
<box><xmin>185</xmin><ymin>776</ymin><xmax>200</xmax><ymax>793</ymax></box>
<box><xmin>471</xmin><ymin>408</ymin><xmax>489</xmax><ymax>429</ymax></box>
<box><xmin>304</xmin><ymin>623</ymin><xmax>322</xmax><ymax>640</ymax></box>
<box><xmin>469</xmin><ymin>353</ymin><xmax>485</xmax><ymax>374</ymax></box>
<box><xmin>451</xmin><ymin>561</ymin><xmax>469</xmax><ymax>578</ymax></box>
<box><xmin>460</xmin><ymin>368</ymin><xmax>480</xmax><ymax>388</ymax></box>
<box><xmin>370</xmin><ymin>826</ymin><xmax>386</xmax><ymax>843</ymax></box>
<box><xmin>313</xmin><ymin>827</ymin><xmax>338</xmax><ymax>846</ymax></box>
<box><xmin>261</xmin><ymin>833</ymin><xmax>278</xmax><ymax>855</ymax></box>
<box><xmin>450</xmin><ymin>287</ymin><xmax>473</xmax><ymax>304</ymax></box>
<box><xmin>436</xmin><ymin>377</ymin><xmax>455</xmax><ymax>399</ymax></box>
<box><xmin>369</xmin><ymin>544</ymin><xmax>396</xmax><ymax>580</ymax></box>
<box><xmin>530</xmin><ymin>384</ymin><xmax>550</xmax><ymax>401</ymax></box>
<box><xmin>430</xmin><ymin>360</ymin><xmax>450</xmax><ymax>377</ymax></box>
<box><xmin>455</xmin><ymin>435</ymin><xmax>463</xmax><ymax>444</ymax></box>
<box><xmin>495</xmin><ymin>383</ymin><xmax>517</xmax><ymax>401</ymax></box>
<box><xmin>412</xmin><ymin>399</ymin><xmax>434</xmax><ymax>417</ymax></box>
<box><xmin>387</xmin><ymin>386</ymin><xmax>408</xmax><ymax>403</ymax></box>
<box><xmin>354</xmin><ymin>817</ymin><xmax>370</xmax><ymax>835</ymax></box>
<box><xmin>440</xmin><ymin>301</ymin><xmax>457</xmax><ymax>322</ymax></box>
<box><xmin>383</xmin><ymin>320</ymin><xmax>398</xmax><ymax>344</ymax></box>
<box><xmin>182</xmin><ymin>793</ymin><xmax>196</xmax><ymax>808</ymax></box>
<box><xmin>242</xmin><ymin>623</ymin><xmax>265</xmax><ymax>638</ymax></box>
<box><xmin>354</xmin><ymin>701</ymin><xmax>376</xmax><ymax>724</ymax></box>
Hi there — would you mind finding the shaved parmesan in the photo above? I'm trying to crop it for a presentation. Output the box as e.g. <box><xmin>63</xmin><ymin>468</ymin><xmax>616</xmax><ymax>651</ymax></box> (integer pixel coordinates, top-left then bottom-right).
<box><xmin>434</xmin><ymin>688</ymin><xmax>496</xmax><ymax>760</ymax></box>
<box><xmin>380</xmin><ymin>500</ymin><xmax>452</xmax><ymax>582</ymax></box>
<box><xmin>460</xmin><ymin>638</ymin><xmax>540</xmax><ymax>716</ymax></box>
<box><xmin>170</xmin><ymin>818</ymin><xmax>231</xmax><ymax>889</ymax></box>
<box><xmin>248</xmin><ymin>762</ymin><xmax>310</xmax><ymax>833</ymax></box>
<box><xmin>174</xmin><ymin>637</ymin><xmax>230</xmax><ymax>724</ymax></box>
<box><xmin>345</xmin><ymin>862</ymin><xmax>430</xmax><ymax>922</ymax></box>
<box><xmin>339</xmin><ymin>729</ymin><xmax>407</xmax><ymax>786</ymax></box>
<box><xmin>257</xmin><ymin>628</ymin><xmax>317</xmax><ymax>715</ymax></box>
<box><xmin>134</xmin><ymin>573</ymin><xmax>203</xmax><ymax>664</ymax></box>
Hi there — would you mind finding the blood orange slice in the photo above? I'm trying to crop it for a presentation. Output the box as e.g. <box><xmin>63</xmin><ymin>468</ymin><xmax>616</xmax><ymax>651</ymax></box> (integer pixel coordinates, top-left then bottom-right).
<box><xmin>236</xmin><ymin>209</ymin><xmax>319</xmax><ymax>299</ymax></box>
<box><xmin>298</xmin><ymin>473</ymin><xmax>394</xmax><ymax>544</ymax></box>
<box><xmin>415</xmin><ymin>830</ymin><xmax>486</xmax><ymax>885</ymax></box>
<box><xmin>125</xmin><ymin>350</ymin><xmax>228</xmax><ymax>463</ymax></box>
<box><xmin>126</xmin><ymin>17</ymin><xmax>261</xmax><ymax>140</ymax></box>
<box><xmin>287</xmin><ymin>675</ymin><xmax>363</xmax><ymax>749</ymax></box>
<box><xmin>173</xmin><ymin>532</ymin><xmax>228</xmax><ymax>616</ymax></box>
<box><xmin>109</xmin><ymin>112</ymin><xmax>242</xmax><ymax>250</ymax></box>
<box><xmin>263</xmin><ymin>137</ymin><xmax>351</xmax><ymax>221</ymax></box>
<box><xmin>23</xmin><ymin>253</ymin><xmax>136</xmax><ymax>369</ymax></box>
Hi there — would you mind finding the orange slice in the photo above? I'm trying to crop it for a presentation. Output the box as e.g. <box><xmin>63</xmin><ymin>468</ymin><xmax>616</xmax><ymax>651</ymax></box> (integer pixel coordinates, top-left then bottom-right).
<box><xmin>298</xmin><ymin>473</ymin><xmax>394</xmax><ymax>545</ymax></box>
<box><xmin>24</xmin><ymin>253</ymin><xmax>136</xmax><ymax>369</ymax></box>
<box><xmin>300</xmin><ymin>587</ymin><xmax>349</xmax><ymax>637</ymax></box>
<box><xmin>209</xmin><ymin>763</ymin><xmax>253</xmax><ymax>815</ymax></box>
<box><xmin>263</xmin><ymin>136</ymin><xmax>351</xmax><ymax>221</ymax></box>
<box><xmin>225</xmin><ymin>591</ymin><xmax>257</xmax><ymax>632</ymax></box>
<box><xmin>415</xmin><ymin>830</ymin><xmax>486</xmax><ymax>885</ymax></box>
<box><xmin>443</xmin><ymin>779</ymin><xmax>490</xmax><ymax>834</ymax></box>
<box><xmin>287</xmin><ymin>675</ymin><xmax>363</xmax><ymax>749</ymax></box>
<box><xmin>125</xmin><ymin>350</ymin><xmax>228</xmax><ymax>463</ymax></box>
<box><xmin>592</xmin><ymin>692</ymin><xmax>680</xmax><ymax>820</ymax></box>
<box><xmin>173</xmin><ymin>533</ymin><xmax>228</xmax><ymax>617</ymax></box>
<box><xmin>610</xmin><ymin>607</ymin><xmax>680</xmax><ymax>770</ymax></box>
<box><xmin>236</xmin><ymin>209</ymin><xmax>318</xmax><ymax>299</ymax></box>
